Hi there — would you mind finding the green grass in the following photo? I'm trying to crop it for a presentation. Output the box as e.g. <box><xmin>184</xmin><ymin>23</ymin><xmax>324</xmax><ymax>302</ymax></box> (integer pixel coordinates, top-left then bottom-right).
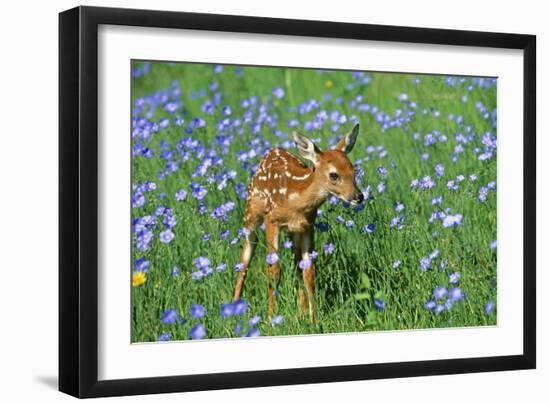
<box><xmin>131</xmin><ymin>61</ymin><xmax>497</xmax><ymax>342</ymax></box>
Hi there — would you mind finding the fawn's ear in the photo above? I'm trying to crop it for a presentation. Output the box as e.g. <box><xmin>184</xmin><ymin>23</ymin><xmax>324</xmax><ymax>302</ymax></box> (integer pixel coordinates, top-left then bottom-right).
<box><xmin>334</xmin><ymin>123</ymin><xmax>360</xmax><ymax>154</ymax></box>
<box><xmin>292</xmin><ymin>131</ymin><xmax>321</xmax><ymax>165</ymax></box>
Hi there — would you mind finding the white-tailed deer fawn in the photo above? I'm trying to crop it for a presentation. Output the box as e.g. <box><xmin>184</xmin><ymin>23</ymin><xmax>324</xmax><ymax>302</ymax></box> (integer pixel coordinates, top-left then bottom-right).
<box><xmin>233</xmin><ymin>124</ymin><xmax>363</xmax><ymax>322</ymax></box>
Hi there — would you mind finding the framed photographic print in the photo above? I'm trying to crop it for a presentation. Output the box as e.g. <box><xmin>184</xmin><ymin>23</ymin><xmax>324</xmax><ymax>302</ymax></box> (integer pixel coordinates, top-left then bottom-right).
<box><xmin>59</xmin><ymin>6</ymin><xmax>536</xmax><ymax>398</ymax></box>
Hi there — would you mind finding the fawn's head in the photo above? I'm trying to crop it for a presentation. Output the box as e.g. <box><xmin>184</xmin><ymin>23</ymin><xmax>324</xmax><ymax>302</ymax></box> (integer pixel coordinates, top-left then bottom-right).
<box><xmin>292</xmin><ymin>124</ymin><xmax>364</xmax><ymax>205</ymax></box>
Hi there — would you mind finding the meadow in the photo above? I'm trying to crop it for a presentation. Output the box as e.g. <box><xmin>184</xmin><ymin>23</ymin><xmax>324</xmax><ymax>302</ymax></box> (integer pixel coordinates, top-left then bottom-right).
<box><xmin>130</xmin><ymin>61</ymin><xmax>497</xmax><ymax>342</ymax></box>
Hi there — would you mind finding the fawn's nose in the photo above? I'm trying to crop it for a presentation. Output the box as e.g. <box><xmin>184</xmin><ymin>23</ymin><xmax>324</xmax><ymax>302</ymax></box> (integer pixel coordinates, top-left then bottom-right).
<box><xmin>352</xmin><ymin>190</ymin><xmax>364</xmax><ymax>204</ymax></box>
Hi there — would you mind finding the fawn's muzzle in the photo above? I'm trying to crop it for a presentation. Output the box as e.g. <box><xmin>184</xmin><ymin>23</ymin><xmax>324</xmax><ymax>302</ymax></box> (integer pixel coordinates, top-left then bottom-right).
<box><xmin>351</xmin><ymin>189</ymin><xmax>364</xmax><ymax>204</ymax></box>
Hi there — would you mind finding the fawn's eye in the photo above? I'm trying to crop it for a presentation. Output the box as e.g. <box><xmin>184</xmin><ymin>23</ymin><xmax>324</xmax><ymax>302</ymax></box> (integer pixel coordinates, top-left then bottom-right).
<box><xmin>329</xmin><ymin>172</ymin><xmax>339</xmax><ymax>182</ymax></box>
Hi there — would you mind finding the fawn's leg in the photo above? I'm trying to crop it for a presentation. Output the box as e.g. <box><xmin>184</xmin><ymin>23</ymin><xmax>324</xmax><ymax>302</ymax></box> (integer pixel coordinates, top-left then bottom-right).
<box><xmin>233</xmin><ymin>212</ymin><xmax>259</xmax><ymax>301</ymax></box>
<box><xmin>292</xmin><ymin>232</ymin><xmax>308</xmax><ymax>318</ymax></box>
<box><xmin>265</xmin><ymin>221</ymin><xmax>280</xmax><ymax>320</ymax></box>
<box><xmin>297</xmin><ymin>229</ymin><xmax>315</xmax><ymax>323</ymax></box>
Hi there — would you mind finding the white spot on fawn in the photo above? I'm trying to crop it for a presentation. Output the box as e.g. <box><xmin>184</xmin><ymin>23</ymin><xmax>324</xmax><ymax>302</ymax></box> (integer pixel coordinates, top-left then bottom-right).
<box><xmin>292</xmin><ymin>173</ymin><xmax>311</xmax><ymax>180</ymax></box>
<box><xmin>289</xmin><ymin>192</ymin><xmax>300</xmax><ymax>201</ymax></box>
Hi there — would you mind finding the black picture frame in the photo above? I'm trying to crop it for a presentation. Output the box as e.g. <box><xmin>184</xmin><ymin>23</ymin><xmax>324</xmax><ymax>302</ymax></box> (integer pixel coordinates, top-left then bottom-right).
<box><xmin>59</xmin><ymin>5</ymin><xmax>536</xmax><ymax>398</ymax></box>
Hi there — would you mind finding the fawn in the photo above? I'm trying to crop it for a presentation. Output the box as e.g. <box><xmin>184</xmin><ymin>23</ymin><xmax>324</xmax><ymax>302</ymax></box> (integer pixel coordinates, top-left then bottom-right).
<box><xmin>232</xmin><ymin>124</ymin><xmax>363</xmax><ymax>322</ymax></box>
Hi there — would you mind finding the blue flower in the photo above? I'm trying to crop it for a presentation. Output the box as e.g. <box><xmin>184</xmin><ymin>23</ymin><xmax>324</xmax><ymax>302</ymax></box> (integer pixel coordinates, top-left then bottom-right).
<box><xmin>159</xmin><ymin>229</ymin><xmax>175</xmax><ymax>244</ymax></box>
<box><xmin>424</xmin><ymin>300</ymin><xmax>436</xmax><ymax>310</ymax></box>
<box><xmin>435</xmin><ymin>163</ymin><xmax>444</xmax><ymax>177</ymax></box>
<box><xmin>194</xmin><ymin>256</ymin><xmax>211</xmax><ymax>269</ymax></box>
<box><xmin>189</xmin><ymin>324</ymin><xmax>206</xmax><ymax>339</ymax></box>
<box><xmin>190</xmin><ymin>304</ymin><xmax>206</xmax><ymax>319</ymax></box>
<box><xmin>433</xmin><ymin>304</ymin><xmax>445</xmax><ymax>315</ymax></box>
<box><xmin>390</xmin><ymin>216</ymin><xmax>404</xmax><ymax>230</ymax></box>
<box><xmin>222</xmin><ymin>105</ymin><xmax>232</xmax><ymax>116</ymax></box>
<box><xmin>135</xmin><ymin>258</ymin><xmax>149</xmax><ymax>272</ymax></box>
<box><xmin>299</xmin><ymin>258</ymin><xmax>312</xmax><ymax>270</ymax></box>
<box><xmin>161</xmin><ymin>309</ymin><xmax>178</xmax><ymax>324</ymax></box>
<box><xmin>163</xmin><ymin>215</ymin><xmax>177</xmax><ymax>229</ymax></box>
<box><xmin>446</xmin><ymin>180</ymin><xmax>458</xmax><ymax>191</ymax></box>
<box><xmin>324</xmin><ymin>243</ymin><xmax>335</xmax><ymax>255</ymax></box>
<box><xmin>449</xmin><ymin>272</ymin><xmax>460</xmax><ymax>284</ymax></box>
<box><xmin>233</xmin><ymin>299</ymin><xmax>248</xmax><ymax>315</ymax></box>
<box><xmin>272</xmin><ymin>87</ymin><xmax>285</xmax><ymax>99</ymax></box>
<box><xmin>392</xmin><ymin>260</ymin><xmax>401</xmax><ymax>269</ymax></box>
<box><xmin>420</xmin><ymin>256</ymin><xmax>431</xmax><ymax>272</ymax></box>
<box><xmin>420</xmin><ymin>176</ymin><xmax>435</xmax><ymax>190</ymax></box>
<box><xmin>395</xmin><ymin>201</ymin><xmax>405</xmax><ymax>212</ymax></box>
<box><xmin>374</xmin><ymin>298</ymin><xmax>385</xmax><ymax>311</ymax></box>
<box><xmin>490</xmin><ymin>240</ymin><xmax>497</xmax><ymax>250</ymax></box>
<box><xmin>271</xmin><ymin>315</ymin><xmax>284</xmax><ymax>326</ymax></box>
<box><xmin>245</xmin><ymin>328</ymin><xmax>261</xmax><ymax>337</ymax></box>
<box><xmin>175</xmin><ymin>189</ymin><xmax>187</xmax><ymax>201</ymax></box>
<box><xmin>191</xmin><ymin>184</ymin><xmax>208</xmax><ymax>200</ymax></box>
<box><xmin>266</xmin><ymin>252</ymin><xmax>279</xmax><ymax>265</ymax></box>
<box><xmin>449</xmin><ymin>287</ymin><xmax>465</xmax><ymax>302</ymax></box>
<box><xmin>132</xmin><ymin>193</ymin><xmax>145</xmax><ymax>208</ymax></box>
<box><xmin>220</xmin><ymin>303</ymin><xmax>235</xmax><ymax>318</ymax></box>
<box><xmin>158</xmin><ymin>332</ymin><xmax>172</xmax><ymax>342</ymax></box>
<box><xmin>283</xmin><ymin>240</ymin><xmax>293</xmax><ymax>249</ymax></box>
<box><xmin>485</xmin><ymin>300</ymin><xmax>495</xmax><ymax>315</ymax></box>
<box><xmin>362</xmin><ymin>223</ymin><xmax>376</xmax><ymax>234</ymax></box>
<box><xmin>249</xmin><ymin>315</ymin><xmax>261</xmax><ymax>326</ymax></box>
<box><xmin>433</xmin><ymin>286</ymin><xmax>447</xmax><ymax>300</ymax></box>
<box><xmin>142</xmin><ymin>148</ymin><xmax>154</xmax><ymax>159</ymax></box>
<box><xmin>442</xmin><ymin>214</ymin><xmax>463</xmax><ymax>228</ymax></box>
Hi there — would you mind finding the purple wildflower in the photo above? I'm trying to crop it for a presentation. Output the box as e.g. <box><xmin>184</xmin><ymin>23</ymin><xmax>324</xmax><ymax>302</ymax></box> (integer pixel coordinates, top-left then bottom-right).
<box><xmin>266</xmin><ymin>252</ymin><xmax>279</xmax><ymax>265</ymax></box>
<box><xmin>159</xmin><ymin>229</ymin><xmax>175</xmax><ymax>244</ymax></box>
<box><xmin>449</xmin><ymin>287</ymin><xmax>465</xmax><ymax>302</ymax></box>
<box><xmin>161</xmin><ymin>309</ymin><xmax>178</xmax><ymax>324</ymax></box>
<box><xmin>271</xmin><ymin>315</ymin><xmax>284</xmax><ymax>326</ymax></box>
<box><xmin>485</xmin><ymin>300</ymin><xmax>495</xmax><ymax>315</ymax></box>
<box><xmin>194</xmin><ymin>256</ymin><xmax>211</xmax><ymax>269</ymax></box>
<box><xmin>299</xmin><ymin>257</ymin><xmax>312</xmax><ymax>270</ymax></box>
<box><xmin>433</xmin><ymin>286</ymin><xmax>448</xmax><ymax>300</ymax></box>
<box><xmin>442</xmin><ymin>213</ymin><xmax>463</xmax><ymax>228</ymax></box>
<box><xmin>175</xmin><ymin>189</ymin><xmax>187</xmax><ymax>201</ymax></box>
<box><xmin>374</xmin><ymin>298</ymin><xmax>385</xmax><ymax>311</ymax></box>
<box><xmin>135</xmin><ymin>258</ymin><xmax>150</xmax><ymax>272</ymax></box>
<box><xmin>189</xmin><ymin>324</ymin><xmax>206</xmax><ymax>340</ymax></box>
<box><xmin>449</xmin><ymin>272</ymin><xmax>460</xmax><ymax>284</ymax></box>
<box><xmin>190</xmin><ymin>304</ymin><xmax>206</xmax><ymax>319</ymax></box>
<box><xmin>158</xmin><ymin>332</ymin><xmax>172</xmax><ymax>342</ymax></box>
<box><xmin>272</xmin><ymin>87</ymin><xmax>285</xmax><ymax>99</ymax></box>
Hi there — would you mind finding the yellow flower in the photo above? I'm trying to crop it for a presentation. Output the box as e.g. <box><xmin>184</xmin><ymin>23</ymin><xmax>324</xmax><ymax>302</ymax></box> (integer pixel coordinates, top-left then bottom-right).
<box><xmin>325</xmin><ymin>79</ymin><xmax>334</xmax><ymax>89</ymax></box>
<box><xmin>132</xmin><ymin>271</ymin><xmax>146</xmax><ymax>287</ymax></box>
